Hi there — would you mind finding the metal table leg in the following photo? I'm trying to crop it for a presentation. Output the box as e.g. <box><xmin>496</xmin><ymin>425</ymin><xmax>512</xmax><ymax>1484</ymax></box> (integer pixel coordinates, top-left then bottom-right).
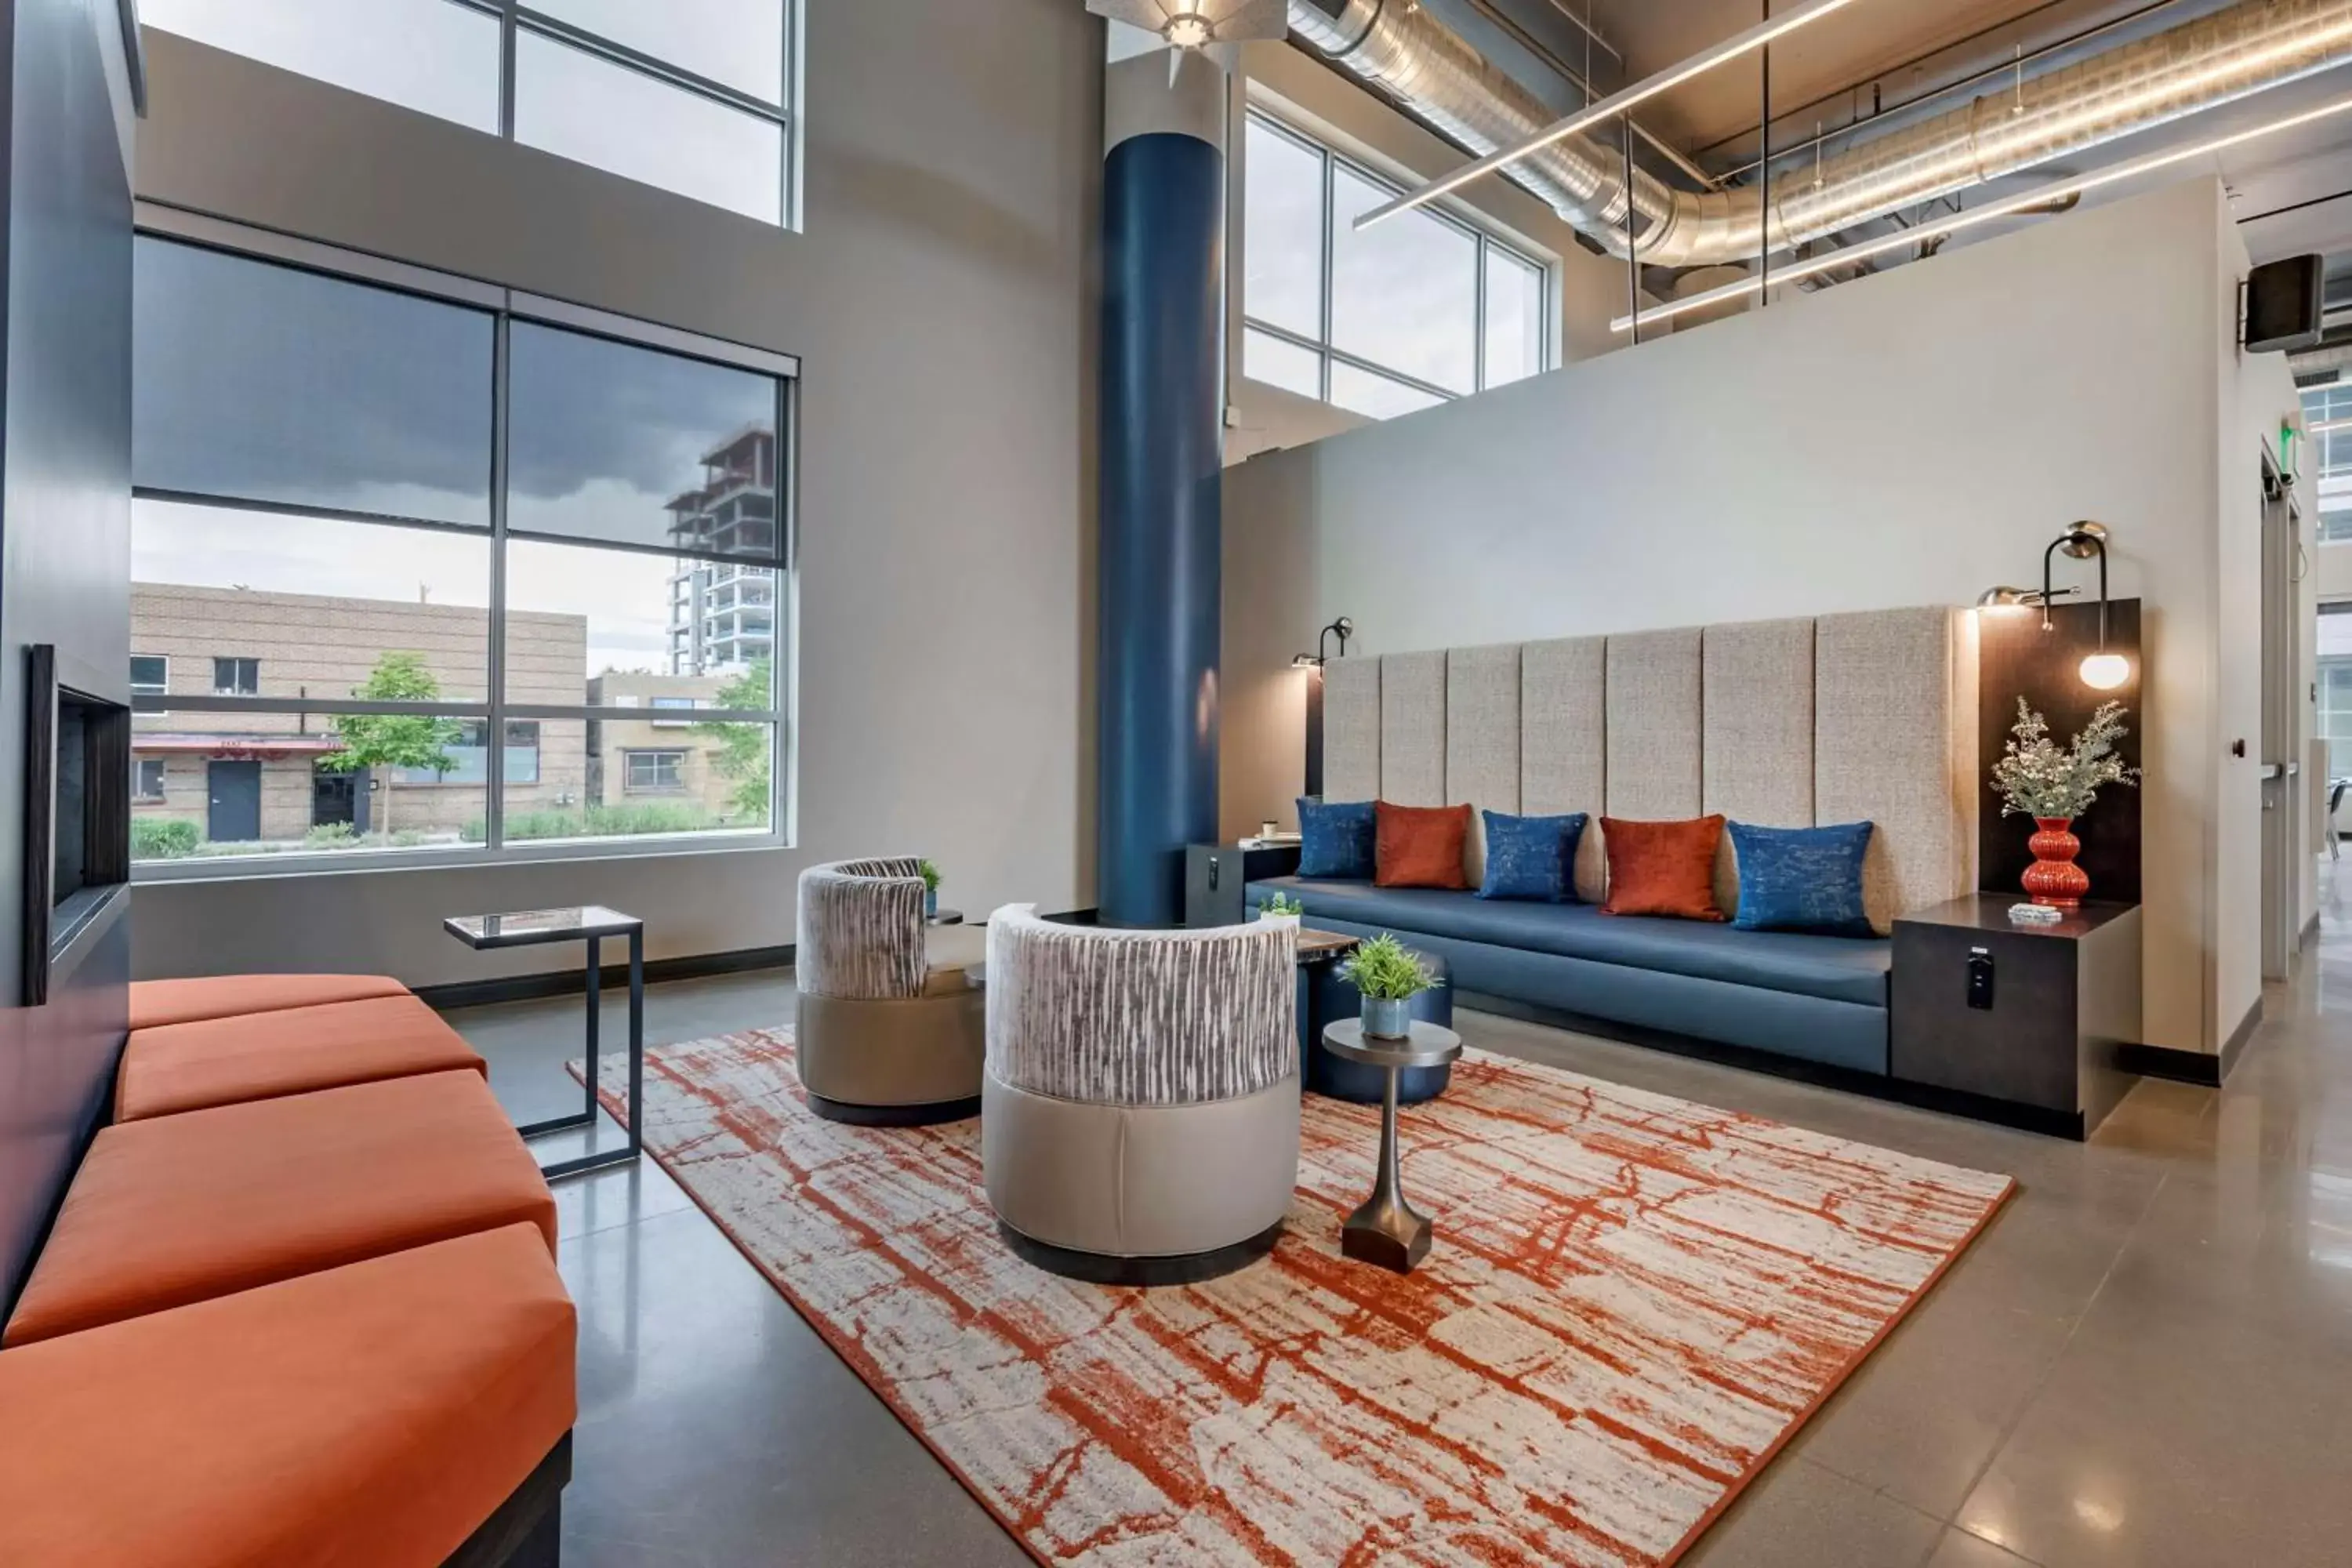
<box><xmin>1341</xmin><ymin>1065</ymin><xmax>1434</xmax><ymax>1272</ymax></box>
<box><xmin>534</xmin><ymin>932</ymin><xmax>644</xmax><ymax>1181</ymax></box>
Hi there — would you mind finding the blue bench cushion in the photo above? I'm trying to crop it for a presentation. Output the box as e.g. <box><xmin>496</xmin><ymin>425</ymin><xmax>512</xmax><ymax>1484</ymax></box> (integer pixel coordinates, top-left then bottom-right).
<box><xmin>1250</xmin><ymin>877</ymin><xmax>1890</xmax><ymax>1011</ymax></box>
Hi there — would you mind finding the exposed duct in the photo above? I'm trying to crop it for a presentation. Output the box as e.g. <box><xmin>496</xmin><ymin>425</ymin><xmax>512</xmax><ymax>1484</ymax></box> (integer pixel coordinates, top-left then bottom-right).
<box><xmin>1286</xmin><ymin>0</ymin><xmax>2352</xmax><ymax>268</ymax></box>
<box><xmin>2290</xmin><ymin>337</ymin><xmax>2352</xmax><ymax>379</ymax></box>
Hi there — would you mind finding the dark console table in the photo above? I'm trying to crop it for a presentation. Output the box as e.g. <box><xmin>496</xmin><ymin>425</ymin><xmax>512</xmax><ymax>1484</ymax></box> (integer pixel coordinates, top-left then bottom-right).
<box><xmin>1185</xmin><ymin>841</ymin><xmax>1301</xmax><ymax>927</ymax></box>
<box><xmin>445</xmin><ymin>905</ymin><xmax>644</xmax><ymax>1179</ymax></box>
<box><xmin>1891</xmin><ymin>895</ymin><xmax>2141</xmax><ymax>1139</ymax></box>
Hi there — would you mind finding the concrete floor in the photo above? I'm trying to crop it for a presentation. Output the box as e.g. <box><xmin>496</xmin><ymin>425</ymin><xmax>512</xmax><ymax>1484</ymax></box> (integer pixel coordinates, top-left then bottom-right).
<box><xmin>448</xmin><ymin>888</ymin><xmax>2352</xmax><ymax>1568</ymax></box>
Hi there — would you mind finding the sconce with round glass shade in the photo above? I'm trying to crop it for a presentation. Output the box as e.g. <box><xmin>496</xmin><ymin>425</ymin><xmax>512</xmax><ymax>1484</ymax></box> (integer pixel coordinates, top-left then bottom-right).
<box><xmin>2043</xmin><ymin>522</ymin><xmax>2132</xmax><ymax>692</ymax></box>
<box><xmin>2078</xmin><ymin>652</ymin><xmax>2132</xmax><ymax>691</ymax></box>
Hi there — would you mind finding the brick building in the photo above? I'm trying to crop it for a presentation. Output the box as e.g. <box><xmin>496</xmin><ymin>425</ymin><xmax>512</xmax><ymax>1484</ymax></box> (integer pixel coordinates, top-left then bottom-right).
<box><xmin>130</xmin><ymin>583</ymin><xmax>589</xmax><ymax>847</ymax></box>
<box><xmin>585</xmin><ymin>671</ymin><xmax>761</xmax><ymax>826</ymax></box>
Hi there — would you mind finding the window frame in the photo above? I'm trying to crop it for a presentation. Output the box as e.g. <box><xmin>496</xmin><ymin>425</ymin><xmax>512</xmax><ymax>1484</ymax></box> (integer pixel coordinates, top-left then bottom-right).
<box><xmin>147</xmin><ymin>0</ymin><xmax>804</xmax><ymax>229</ymax></box>
<box><xmin>129</xmin><ymin>654</ymin><xmax>168</xmax><ymax>696</ymax></box>
<box><xmin>132</xmin><ymin>757</ymin><xmax>168</xmax><ymax>802</ymax></box>
<box><xmin>1242</xmin><ymin>110</ymin><xmax>1554</xmax><ymax>412</ymax></box>
<box><xmin>129</xmin><ymin>209</ymin><xmax>801</xmax><ymax>883</ymax></box>
<box><xmin>2303</xmin><ymin>383</ymin><xmax>2352</xmax><ymax>545</ymax></box>
<box><xmin>212</xmin><ymin>656</ymin><xmax>260</xmax><ymax>697</ymax></box>
<box><xmin>622</xmin><ymin>748</ymin><xmax>689</xmax><ymax>793</ymax></box>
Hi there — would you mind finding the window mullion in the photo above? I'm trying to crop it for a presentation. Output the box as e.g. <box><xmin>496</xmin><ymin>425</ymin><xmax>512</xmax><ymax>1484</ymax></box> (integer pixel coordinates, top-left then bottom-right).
<box><xmin>498</xmin><ymin>0</ymin><xmax>518</xmax><ymax>140</ymax></box>
<box><xmin>1319</xmin><ymin>143</ymin><xmax>1335</xmax><ymax>404</ymax></box>
<box><xmin>487</xmin><ymin>314</ymin><xmax>511</xmax><ymax>854</ymax></box>
<box><xmin>1475</xmin><ymin>237</ymin><xmax>1489</xmax><ymax>394</ymax></box>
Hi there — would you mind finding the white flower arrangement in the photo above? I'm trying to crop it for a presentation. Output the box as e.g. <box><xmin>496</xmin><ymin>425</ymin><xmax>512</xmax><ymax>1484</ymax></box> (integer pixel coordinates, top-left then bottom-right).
<box><xmin>1991</xmin><ymin>697</ymin><xmax>2140</xmax><ymax>820</ymax></box>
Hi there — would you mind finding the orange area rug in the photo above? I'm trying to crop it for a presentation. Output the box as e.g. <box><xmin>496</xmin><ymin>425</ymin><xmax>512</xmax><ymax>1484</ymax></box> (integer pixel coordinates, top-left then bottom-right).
<box><xmin>579</xmin><ymin>1029</ymin><xmax>2011</xmax><ymax>1566</ymax></box>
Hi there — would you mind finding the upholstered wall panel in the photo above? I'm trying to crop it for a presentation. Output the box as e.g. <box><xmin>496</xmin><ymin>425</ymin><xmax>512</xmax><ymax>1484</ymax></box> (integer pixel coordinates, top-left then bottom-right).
<box><xmin>1380</xmin><ymin>651</ymin><xmax>1448</xmax><ymax>806</ymax></box>
<box><xmin>1321</xmin><ymin>655</ymin><xmax>1381</xmax><ymax>804</ymax></box>
<box><xmin>1702</xmin><ymin>619</ymin><xmax>1817</xmax><ymax>826</ymax></box>
<box><xmin>1446</xmin><ymin>644</ymin><xmax>1522</xmax><ymax>883</ymax></box>
<box><xmin>1520</xmin><ymin>637</ymin><xmax>1607</xmax><ymax>901</ymax></box>
<box><xmin>1704</xmin><ymin>618</ymin><xmax>1817</xmax><ymax>915</ymax></box>
<box><xmin>1817</xmin><ymin>607</ymin><xmax>1969</xmax><ymax>931</ymax></box>
<box><xmin>1606</xmin><ymin>628</ymin><xmax>1704</xmax><ymax>821</ymax></box>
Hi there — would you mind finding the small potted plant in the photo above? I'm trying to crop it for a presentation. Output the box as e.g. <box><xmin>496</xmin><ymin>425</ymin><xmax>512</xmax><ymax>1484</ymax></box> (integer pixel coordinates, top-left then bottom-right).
<box><xmin>1340</xmin><ymin>933</ymin><xmax>1443</xmax><ymax>1040</ymax></box>
<box><xmin>1257</xmin><ymin>891</ymin><xmax>1304</xmax><ymax>925</ymax></box>
<box><xmin>918</xmin><ymin>858</ymin><xmax>942</xmax><ymax>920</ymax></box>
<box><xmin>1991</xmin><ymin>697</ymin><xmax>2140</xmax><ymax>908</ymax></box>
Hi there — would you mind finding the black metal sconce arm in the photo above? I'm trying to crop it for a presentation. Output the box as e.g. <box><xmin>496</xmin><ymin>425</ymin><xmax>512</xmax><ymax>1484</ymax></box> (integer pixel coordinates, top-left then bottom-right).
<box><xmin>2042</xmin><ymin>526</ymin><xmax>2111</xmax><ymax>651</ymax></box>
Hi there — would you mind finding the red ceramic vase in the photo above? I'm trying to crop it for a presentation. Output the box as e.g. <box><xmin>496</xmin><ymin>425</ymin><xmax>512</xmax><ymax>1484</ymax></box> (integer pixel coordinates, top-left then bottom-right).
<box><xmin>2022</xmin><ymin>818</ymin><xmax>2090</xmax><ymax>909</ymax></box>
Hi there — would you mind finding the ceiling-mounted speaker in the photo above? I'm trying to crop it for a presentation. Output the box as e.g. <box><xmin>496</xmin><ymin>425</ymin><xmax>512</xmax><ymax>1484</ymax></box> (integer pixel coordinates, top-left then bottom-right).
<box><xmin>2245</xmin><ymin>254</ymin><xmax>2323</xmax><ymax>354</ymax></box>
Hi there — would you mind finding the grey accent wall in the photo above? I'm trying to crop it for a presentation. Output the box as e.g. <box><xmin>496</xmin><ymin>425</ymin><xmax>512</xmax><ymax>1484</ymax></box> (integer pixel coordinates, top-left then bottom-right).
<box><xmin>0</xmin><ymin>0</ymin><xmax>136</xmax><ymax>1305</ymax></box>
<box><xmin>128</xmin><ymin>1</ymin><xmax>1100</xmax><ymax>986</ymax></box>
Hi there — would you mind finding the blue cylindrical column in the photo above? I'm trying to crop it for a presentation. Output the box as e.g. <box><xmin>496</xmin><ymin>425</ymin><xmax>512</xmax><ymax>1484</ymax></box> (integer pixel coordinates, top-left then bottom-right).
<box><xmin>1098</xmin><ymin>54</ymin><xmax>1226</xmax><ymax>927</ymax></box>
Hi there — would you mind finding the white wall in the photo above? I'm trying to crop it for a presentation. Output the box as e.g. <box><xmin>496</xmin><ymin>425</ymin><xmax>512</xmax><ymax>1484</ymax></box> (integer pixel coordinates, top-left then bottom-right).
<box><xmin>1222</xmin><ymin>177</ymin><xmax>2298</xmax><ymax>1056</ymax></box>
<box><xmin>129</xmin><ymin>0</ymin><xmax>1101</xmax><ymax>985</ymax></box>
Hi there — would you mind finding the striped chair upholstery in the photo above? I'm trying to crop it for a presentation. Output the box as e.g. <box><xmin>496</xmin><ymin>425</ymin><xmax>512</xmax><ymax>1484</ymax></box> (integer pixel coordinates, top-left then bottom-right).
<box><xmin>981</xmin><ymin>908</ymin><xmax>1301</xmax><ymax>1281</ymax></box>
<box><xmin>985</xmin><ymin>909</ymin><xmax>1296</xmax><ymax>1107</ymax></box>
<box><xmin>796</xmin><ymin>859</ymin><xmax>928</xmax><ymax>1002</ymax></box>
<box><xmin>792</xmin><ymin>858</ymin><xmax>981</xmax><ymax>1125</ymax></box>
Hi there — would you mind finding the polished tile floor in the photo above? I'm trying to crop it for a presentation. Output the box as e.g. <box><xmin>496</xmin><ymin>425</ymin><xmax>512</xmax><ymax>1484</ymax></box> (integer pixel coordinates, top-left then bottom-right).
<box><xmin>449</xmin><ymin>888</ymin><xmax>2352</xmax><ymax>1568</ymax></box>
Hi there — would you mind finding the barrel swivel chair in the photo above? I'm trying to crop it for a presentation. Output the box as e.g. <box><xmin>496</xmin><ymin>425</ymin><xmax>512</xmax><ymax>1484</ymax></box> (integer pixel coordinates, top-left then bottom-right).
<box><xmin>981</xmin><ymin>906</ymin><xmax>1300</xmax><ymax>1285</ymax></box>
<box><xmin>793</xmin><ymin>858</ymin><xmax>988</xmax><ymax>1125</ymax></box>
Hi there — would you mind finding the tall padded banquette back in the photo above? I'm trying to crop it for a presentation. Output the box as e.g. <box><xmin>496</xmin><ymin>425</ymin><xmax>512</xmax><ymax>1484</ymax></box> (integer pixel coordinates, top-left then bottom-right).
<box><xmin>1318</xmin><ymin>608</ymin><xmax>1978</xmax><ymax>932</ymax></box>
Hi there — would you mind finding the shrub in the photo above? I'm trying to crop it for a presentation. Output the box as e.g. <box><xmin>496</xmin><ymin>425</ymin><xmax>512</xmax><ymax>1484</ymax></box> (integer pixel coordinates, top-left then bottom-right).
<box><xmin>132</xmin><ymin>818</ymin><xmax>201</xmax><ymax>861</ymax></box>
<box><xmin>303</xmin><ymin>822</ymin><xmax>358</xmax><ymax>849</ymax></box>
<box><xmin>471</xmin><ymin>804</ymin><xmax>739</xmax><ymax>844</ymax></box>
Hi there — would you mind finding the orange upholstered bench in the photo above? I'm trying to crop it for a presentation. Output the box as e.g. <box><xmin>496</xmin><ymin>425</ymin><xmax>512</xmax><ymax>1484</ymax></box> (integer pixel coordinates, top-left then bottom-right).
<box><xmin>129</xmin><ymin>972</ymin><xmax>411</xmax><ymax>1032</ymax></box>
<box><xmin>0</xmin><ymin>1223</ymin><xmax>575</xmax><ymax>1568</ymax></box>
<box><xmin>5</xmin><ymin>1070</ymin><xmax>554</xmax><ymax>1348</ymax></box>
<box><xmin>116</xmin><ymin>993</ymin><xmax>485</xmax><ymax>1123</ymax></box>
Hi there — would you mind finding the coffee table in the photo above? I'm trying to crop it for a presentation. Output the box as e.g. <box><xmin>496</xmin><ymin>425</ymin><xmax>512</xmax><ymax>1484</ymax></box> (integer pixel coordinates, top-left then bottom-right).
<box><xmin>444</xmin><ymin>906</ymin><xmax>643</xmax><ymax>1181</ymax></box>
<box><xmin>1321</xmin><ymin>1018</ymin><xmax>1465</xmax><ymax>1273</ymax></box>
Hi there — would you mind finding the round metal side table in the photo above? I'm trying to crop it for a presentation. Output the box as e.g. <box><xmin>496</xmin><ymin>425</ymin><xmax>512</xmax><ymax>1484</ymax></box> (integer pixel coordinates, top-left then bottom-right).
<box><xmin>1321</xmin><ymin>1018</ymin><xmax>1464</xmax><ymax>1273</ymax></box>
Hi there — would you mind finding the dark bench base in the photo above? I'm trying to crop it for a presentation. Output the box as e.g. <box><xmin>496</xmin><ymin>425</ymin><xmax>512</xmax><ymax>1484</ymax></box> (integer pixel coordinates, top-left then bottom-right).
<box><xmin>445</xmin><ymin>1432</ymin><xmax>572</xmax><ymax>1568</ymax></box>
<box><xmin>1465</xmin><ymin>990</ymin><xmax>2093</xmax><ymax>1141</ymax></box>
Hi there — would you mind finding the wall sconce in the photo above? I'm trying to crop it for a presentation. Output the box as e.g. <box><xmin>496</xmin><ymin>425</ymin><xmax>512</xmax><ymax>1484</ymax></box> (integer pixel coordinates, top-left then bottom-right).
<box><xmin>1974</xmin><ymin>585</ymin><xmax>2080</xmax><ymax>614</ymax></box>
<box><xmin>1291</xmin><ymin>617</ymin><xmax>1354</xmax><ymax>670</ymax></box>
<box><xmin>1292</xmin><ymin>618</ymin><xmax>1353</xmax><ymax>798</ymax></box>
<box><xmin>2042</xmin><ymin>521</ymin><xmax>2131</xmax><ymax>691</ymax></box>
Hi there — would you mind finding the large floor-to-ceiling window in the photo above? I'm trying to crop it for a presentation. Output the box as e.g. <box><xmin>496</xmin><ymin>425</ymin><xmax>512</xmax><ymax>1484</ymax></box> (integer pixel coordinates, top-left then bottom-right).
<box><xmin>139</xmin><ymin>0</ymin><xmax>799</xmax><ymax>225</ymax></box>
<box><xmin>1242</xmin><ymin>110</ymin><xmax>1552</xmax><ymax>419</ymax></box>
<box><xmin>129</xmin><ymin>220</ymin><xmax>796</xmax><ymax>870</ymax></box>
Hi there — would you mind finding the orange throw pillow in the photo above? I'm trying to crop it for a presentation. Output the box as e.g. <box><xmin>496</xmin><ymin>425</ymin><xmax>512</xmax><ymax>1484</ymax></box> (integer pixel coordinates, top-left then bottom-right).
<box><xmin>1602</xmin><ymin>815</ymin><xmax>1729</xmax><ymax>921</ymax></box>
<box><xmin>1375</xmin><ymin>802</ymin><xmax>1472</xmax><ymax>890</ymax></box>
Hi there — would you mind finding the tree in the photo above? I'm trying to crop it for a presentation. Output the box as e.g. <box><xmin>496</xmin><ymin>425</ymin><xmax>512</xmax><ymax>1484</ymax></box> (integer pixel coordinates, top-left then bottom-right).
<box><xmin>695</xmin><ymin>656</ymin><xmax>772</xmax><ymax>825</ymax></box>
<box><xmin>322</xmin><ymin>652</ymin><xmax>463</xmax><ymax>837</ymax></box>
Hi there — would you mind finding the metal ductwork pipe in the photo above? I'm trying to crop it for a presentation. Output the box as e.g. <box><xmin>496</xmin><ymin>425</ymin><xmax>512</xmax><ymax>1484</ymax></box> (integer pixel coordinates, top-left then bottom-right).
<box><xmin>2290</xmin><ymin>339</ymin><xmax>2352</xmax><ymax>379</ymax></box>
<box><xmin>1287</xmin><ymin>0</ymin><xmax>2352</xmax><ymax>267</ymax></box>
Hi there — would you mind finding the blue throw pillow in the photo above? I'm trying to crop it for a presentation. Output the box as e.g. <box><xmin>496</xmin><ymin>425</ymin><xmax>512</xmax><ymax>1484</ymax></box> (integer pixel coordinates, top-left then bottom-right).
<box><xmin>1478</xmin><ymin>811</ymin><xmax>1588</xmax><ymax>902</ymax></box>
<box><xmin>1296</xmin><ymin>797</ymin><xmax>1377</xmax><ymax>880</ymax></box>
<box><xmin>1730</xmin><ymin>821</ymin><xmax>1877</xmax><ymax>936</ymax></box>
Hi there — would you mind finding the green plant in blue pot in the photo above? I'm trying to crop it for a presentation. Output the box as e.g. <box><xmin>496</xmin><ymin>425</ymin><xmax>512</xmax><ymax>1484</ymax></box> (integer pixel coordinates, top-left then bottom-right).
<box><xmin>1341</xmin><ymin>933</ymin><xmax>1443</xmax><ymax>1040</ymax></box>
<box><xmin>918</xmin><ymin>858</ymin><xmax>942</xmax><ymax>920</ymax></box>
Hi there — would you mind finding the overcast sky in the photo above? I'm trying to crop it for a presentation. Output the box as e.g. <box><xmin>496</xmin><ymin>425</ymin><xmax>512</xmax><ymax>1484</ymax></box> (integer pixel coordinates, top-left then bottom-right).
<box><xmin>131</xmin><ymin>236</ymin><xmax>779</xmax><ymax>684</ymax></box>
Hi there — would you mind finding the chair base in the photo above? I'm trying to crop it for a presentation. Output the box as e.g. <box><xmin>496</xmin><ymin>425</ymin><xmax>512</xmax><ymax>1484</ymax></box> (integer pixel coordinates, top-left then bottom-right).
<box><xmin>996</xmin><ymin>1218</ymin><xmax>1284</xmax><ymax>1287</ymax></box>
<box><xmin>806</xmin><ymin>1091</ymin><xmax>982</xmax><ymax>1127</ymax></box>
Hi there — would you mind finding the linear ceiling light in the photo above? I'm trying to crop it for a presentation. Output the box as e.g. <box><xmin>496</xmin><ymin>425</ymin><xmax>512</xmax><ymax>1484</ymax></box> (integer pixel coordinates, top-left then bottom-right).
<box><xmin>1353</xmin><ymin>0</ymin><xmax>1870</xmax><ymax>232</ymax></box>
<box><xmin>1610</xmin><ymin>89</ymin><xmax>2352</xmax><ymax>335</ymax></box>
<box><xmin>2308</xmin><ymin>416</ymin><xmax>2352</xmax><ymax>434</ymax></box>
